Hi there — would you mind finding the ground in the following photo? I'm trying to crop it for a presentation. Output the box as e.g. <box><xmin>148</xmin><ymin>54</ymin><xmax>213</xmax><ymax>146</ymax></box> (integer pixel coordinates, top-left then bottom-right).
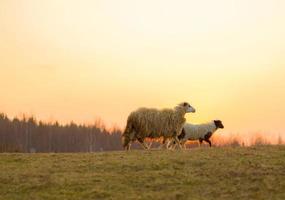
<box><xmin>0</xmin><ymin>145</ymin><xmax>284</xmax><ymax>200</ymax></box>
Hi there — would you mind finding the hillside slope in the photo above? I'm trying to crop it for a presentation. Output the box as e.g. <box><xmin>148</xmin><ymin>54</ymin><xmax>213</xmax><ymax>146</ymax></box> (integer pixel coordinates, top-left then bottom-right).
<box><xmin>0</xmin><ymin>146</ymin><xmax>284</xmax><ymax>200</ymax></box>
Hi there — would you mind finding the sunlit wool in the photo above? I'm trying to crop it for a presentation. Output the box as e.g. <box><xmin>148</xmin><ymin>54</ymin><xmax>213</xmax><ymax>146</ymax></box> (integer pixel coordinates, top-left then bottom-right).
<box><xmin>122</xmin><ymin>102</ymin><xmax>195</xmax><ymax>150</ymax></box>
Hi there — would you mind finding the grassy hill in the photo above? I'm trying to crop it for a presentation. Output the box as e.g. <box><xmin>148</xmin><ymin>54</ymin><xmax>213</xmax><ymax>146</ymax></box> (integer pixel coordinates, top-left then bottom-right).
<box><xmin>0</xmin><ymin>145</ymin><xmax>284</xmax><ymax>200</ymax></box>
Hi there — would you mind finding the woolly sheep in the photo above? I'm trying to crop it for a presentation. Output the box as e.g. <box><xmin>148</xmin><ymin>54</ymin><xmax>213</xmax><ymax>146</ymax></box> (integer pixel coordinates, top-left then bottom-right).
<box><xmin>172</xmin><ymin>120</ymin><xmax>224</xmax><ymax>148</ymax></box>
<box><xmin>122</xmin><ymin>102</ymin><xmax>196</xmax><ymax>150</ymax></box>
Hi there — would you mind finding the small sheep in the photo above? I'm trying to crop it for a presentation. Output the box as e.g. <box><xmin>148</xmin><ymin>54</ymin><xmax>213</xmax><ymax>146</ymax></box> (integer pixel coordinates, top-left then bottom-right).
<box><xmin>172</xmin><ymin>120</ymin><xmax>224</xmax><ymax>148</ymax></box>
<box><xmin>122</xmin><ymin>102</ymin><xmax>196</xmax><ymax>150</ymax></box>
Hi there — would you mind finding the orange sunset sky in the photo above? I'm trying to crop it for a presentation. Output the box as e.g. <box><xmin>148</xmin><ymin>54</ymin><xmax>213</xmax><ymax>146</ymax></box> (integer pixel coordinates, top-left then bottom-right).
<box><xmin>0</xmin><ymin>0</ymin><xmax>285</xmax><ymax>140</ymax></box>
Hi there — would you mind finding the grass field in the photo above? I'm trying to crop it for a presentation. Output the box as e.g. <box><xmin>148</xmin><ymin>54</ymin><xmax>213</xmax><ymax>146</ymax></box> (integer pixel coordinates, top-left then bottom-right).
<box><xmin>0</xmin><ymin>145</ymin><xmax>284</xmax><ymax>200</ymax></box>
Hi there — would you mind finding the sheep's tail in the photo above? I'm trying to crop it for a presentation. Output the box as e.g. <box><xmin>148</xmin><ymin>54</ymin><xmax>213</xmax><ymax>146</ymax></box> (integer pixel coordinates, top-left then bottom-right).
<box><xmin>123</xmin><ymin>118</ymin><xmax>133</xmax><ymax>137</ymax></box>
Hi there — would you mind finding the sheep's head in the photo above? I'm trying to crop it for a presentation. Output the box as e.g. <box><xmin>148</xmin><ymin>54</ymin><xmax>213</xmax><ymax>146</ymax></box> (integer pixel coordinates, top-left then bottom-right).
<box><xmin>178</xmin><ymin>102</ymin><xmax>196</xmax><ymax>113</ymax></box>
<box><xmin>214</xmin><ymin>120</ymin><xmax>224</xmax><ymax>129</ymax></box>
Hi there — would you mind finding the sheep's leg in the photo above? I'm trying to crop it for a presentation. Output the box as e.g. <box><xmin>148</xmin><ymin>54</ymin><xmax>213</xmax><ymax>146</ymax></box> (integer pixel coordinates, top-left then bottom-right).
<box><xmin>123</xmin><ymin>135</ymin><xmax>131</xmax><ymax>151</ymax></box>
<box><xmin>174</xmin><ymin>136</ymin><xmax>183</xmax><ymax>150</ymax></box>
<box><xmin>166</xmin><ymin>139</ymin><xmax>177</xmax><ymax>150</ymax></box>
<box><xmin>123</xmin><ymin>141</ymin><xmax>130</xmax><ymax>151</ymax></box>
<box><xmin>166</xmin><ymin>139</ymin><xmax>173</xmax><ymax>150</ymax></box>
<box><xmin>204</xmin><ymin>132</ymin><xmax>212</xmax><ymax>147</ymax></box>
<box><xmin>180</xmin><ymin>140</ymin><xmax>187</xmax><ymax>150</ymax></box>
<box><xmin>163</xmin><ymin>138</ymin><xmax>168</xmax><ymax>149</ymax></box>
<box><xmin>142</xmin><ymin>142</ymin><xmax>150</xmax><ymax>150</ymax></box>
<box><xmin>205</xmin><ymin>139</ymin><xmax>212</xmax><ymax>147</ymax></box>
<box><xmin>158</xmin><ymin>138</ymin><xmax>164</xmax><ymax>149</ymax></box>
<box><xmin>170</xmin><ymin>138</ymin><xmax>182</xmax><ymax>150</ymax></box>
<box><xmin>168</xmin><ymin>139</ymin><xmax>176</xmax><ymax>150</ymax></box>
<box><xmin>174</xmin><ymin>141</ymin><xmax>178</xmax><ymax>150</ymax></box>
<box><xmin>181</xmin><ymin>141</ymin><xmax>187</xmax><ymax>149</ymax></box>
<box><xmin>169</xmin><ymin>143</ymin><xmax>176</xmax><ymax>150</ymax></box>
<box><xmin>142</xmin><ymin>142</ymin><xmax>149</xmax><ymax>150</ymax></box>
<box><xmin>199</xmin><ymin>139</ymin><xmax>203</xmax><ymax>147</ymax></box>
<box><xmin>138</xmin><ymin>138</ymin><xmax>149</xmax><ymax>150</ymax></box>
<box><xmin>147</xmin><ymin>140</ymin><xmax>153</xmax><ymax>149</ymax></box>
<box><xmin>138</xmin><ymin>142</ymin><xmax>148</xmax><ymax>150</ymax></box>
<box><xmin>124</xmin><ymin>131</ymin><xmax>137</xmax><ymax>151</ymax></box>
<box><xmin>126</xmin><ymin>143</ymin><xmax>131</xmax><ymax>151</ymax></box>
<box><xmin>175</xmin><ymin>128</ymin><xmax>184</xmax><ymax>150</ymax></box>
<box><xmin>159</xmin><ymin>138</ymin><xmax>168</xmax><ymax>149</ymax></box>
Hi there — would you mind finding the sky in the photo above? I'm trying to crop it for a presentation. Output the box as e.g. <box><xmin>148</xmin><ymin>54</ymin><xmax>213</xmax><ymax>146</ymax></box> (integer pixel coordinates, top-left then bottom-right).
<box><xmin>0</xmin><ymin>0</ymin><xmax>285</xmax><ymax>140</ymax></box>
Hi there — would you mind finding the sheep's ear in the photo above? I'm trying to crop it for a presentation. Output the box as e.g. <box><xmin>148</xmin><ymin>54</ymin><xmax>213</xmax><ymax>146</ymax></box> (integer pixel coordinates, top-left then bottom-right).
<box><xmin>178</xmin><ymin>102</ymin><xmax>188</xmax><ymax>107</ymax></box>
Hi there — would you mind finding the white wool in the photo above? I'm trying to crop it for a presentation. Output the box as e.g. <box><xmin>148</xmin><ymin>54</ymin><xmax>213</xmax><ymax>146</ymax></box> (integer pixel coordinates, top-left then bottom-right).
<box><xmin>182</xmin><ymin>121</ymin><xmax>217</xmax><ymax>141</ymax></box>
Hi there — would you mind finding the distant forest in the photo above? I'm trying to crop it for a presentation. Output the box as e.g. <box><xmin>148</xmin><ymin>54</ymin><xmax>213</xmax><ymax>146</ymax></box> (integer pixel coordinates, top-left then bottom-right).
<box><xmin>0</xmin><ymin>113</ymin><xmax>124</xmax><ymax>153</ymax></box>
<box><xmin>0</xmin><ymin>113</ymin><xmax>283</xmax><ymax>153</ymax></box>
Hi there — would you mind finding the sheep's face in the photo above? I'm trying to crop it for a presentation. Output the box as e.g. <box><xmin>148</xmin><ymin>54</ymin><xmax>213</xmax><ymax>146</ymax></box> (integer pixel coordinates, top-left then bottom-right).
<box><xmin>214</xmin><ymin>120</ymin><xmax>224</xmax><ymax>129</ymax></box>
<box><xmin>181</xmin><ymin>102</ymin><xmax>196</xmax><ymax>113</ymax></box>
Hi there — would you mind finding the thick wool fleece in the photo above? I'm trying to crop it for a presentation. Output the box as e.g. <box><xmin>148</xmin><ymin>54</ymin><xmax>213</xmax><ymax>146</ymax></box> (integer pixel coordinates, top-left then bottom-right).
<box><xmin>122</xmin><ymin>103</ymin><xmax>191</xmax><ymax>150</ymax></box>
<box><xmin>181</xmin><ymin>121</ymin><xmax>217</xmax><ymax>141</ymax></box>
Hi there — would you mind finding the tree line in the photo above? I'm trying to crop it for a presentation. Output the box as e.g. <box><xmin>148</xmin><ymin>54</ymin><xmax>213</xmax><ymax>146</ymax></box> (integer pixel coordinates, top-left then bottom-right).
<box><xmin>0</xmin><ymin>113</ymin><xmax>282</xmax><ymax>153</ymax></box>
<box><xmin>0</xmin><ymin>113</ymin><xmax>124</xmax><ymax>153</ymax></box>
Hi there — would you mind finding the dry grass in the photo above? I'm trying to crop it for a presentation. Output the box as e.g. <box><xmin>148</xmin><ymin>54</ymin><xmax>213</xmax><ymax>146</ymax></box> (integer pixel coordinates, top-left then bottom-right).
<box><xmin>0</xmin><ymin>145</ymin><xmax>285</xmax><ymax>200</ymax></box>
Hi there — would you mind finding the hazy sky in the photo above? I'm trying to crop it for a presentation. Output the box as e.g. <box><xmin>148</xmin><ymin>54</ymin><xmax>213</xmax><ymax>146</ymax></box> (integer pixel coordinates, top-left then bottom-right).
<box><xmin>0</xmin><ymin>0</ymin><xmax>285</xmax><ymax>138</ymax></box>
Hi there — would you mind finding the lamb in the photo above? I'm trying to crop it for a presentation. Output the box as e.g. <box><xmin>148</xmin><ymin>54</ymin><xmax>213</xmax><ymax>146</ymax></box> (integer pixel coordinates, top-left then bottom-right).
<box><xmin>122</xmin><ymin>102</ymin><xmax>196</xmax><ymax>150</ymax></box>
<box><xmin>172</xmin><ymin>120</ymin><xmax>224</xmax><ymax>148</ymax></box>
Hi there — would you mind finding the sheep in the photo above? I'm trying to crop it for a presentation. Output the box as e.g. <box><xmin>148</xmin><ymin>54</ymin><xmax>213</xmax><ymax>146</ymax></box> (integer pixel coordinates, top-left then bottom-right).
<box><xmin>171</xmin><ymin>120</ymin><xmax>224</xmax><ymax>149</ymax></box>
<box><xmin>122</xmin><ymin>102</ymin><xmax>196</xmax><ymax>150</ymax></box>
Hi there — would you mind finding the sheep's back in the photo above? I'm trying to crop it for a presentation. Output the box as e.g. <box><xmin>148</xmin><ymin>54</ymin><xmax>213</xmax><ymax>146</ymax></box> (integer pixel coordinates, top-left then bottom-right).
<box><xmin>183</xmin><ymin>124</ymin><xmax>206</xmax><ymax>140</ymax></box>
<box><xmin>183</xmin><ymin>123</ymin><xmax>216</xmax><ymax>140</ymax></box>
<box><xmin>129</xmin><ymin>108</ymin><xmax>181</xmax><ymax>138</ymax></box>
